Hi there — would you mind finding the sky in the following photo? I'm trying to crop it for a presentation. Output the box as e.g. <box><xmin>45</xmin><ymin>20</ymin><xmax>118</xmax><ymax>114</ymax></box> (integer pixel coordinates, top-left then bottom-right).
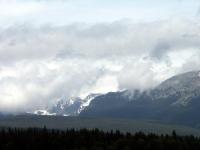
<box><xmin>1</xmin><ymin>0</ymin><xmax>200</xmax><ymax>112</ymax></box>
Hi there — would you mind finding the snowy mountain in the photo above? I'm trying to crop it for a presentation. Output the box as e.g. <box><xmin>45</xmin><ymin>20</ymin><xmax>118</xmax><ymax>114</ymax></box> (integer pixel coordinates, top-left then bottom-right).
<box><xmin>77</xmin><ymin>94</ymin><xmax>101</xmax><ymax>114</ymax></box>
<box><xmin>32</xmin><ymin>94</ymin><xmax>100</xmax><ymax>116</ymax></box>
<box><xmin>80</xmin><ymin>71</ymin><xmax>200</xmax><ymax>128</ymax></box>
<box><xmin>153</xmin><ymin>71</ymin><xmax>200</xmax><ymax>106</ymax></box>
<box><xmin>31</xmin><ymin>71</ymin><xmax>200</xmax><ymax>127</ymax></box>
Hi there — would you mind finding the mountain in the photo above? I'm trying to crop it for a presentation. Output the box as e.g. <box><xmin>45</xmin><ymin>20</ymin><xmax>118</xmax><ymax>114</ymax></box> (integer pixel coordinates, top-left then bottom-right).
<box><xmin>153</xmin><ymin>71</ymin><xmax>200</xmax><ymax>105</ymax></box>
<box><xmin>48</xmin><ymin>97</ymin><xmax>83</xmax><ymax>116</ymax></box>
<box><xmin>80</xmin><ymin>71</ymin><xmax>200</xmax><ymax>128</ymax></box>
<box><xmin>32</xmin><ymin>94</ymin><xmax>100</xmax><ymax>116</ymax></box>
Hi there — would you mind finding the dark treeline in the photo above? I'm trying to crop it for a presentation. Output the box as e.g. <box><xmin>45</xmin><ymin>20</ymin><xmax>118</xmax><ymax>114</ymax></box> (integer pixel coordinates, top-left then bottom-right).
<box><xmin>0</xmin><ymin>127</ymin><xmax>200</xmax><ymax>150</ymax></box>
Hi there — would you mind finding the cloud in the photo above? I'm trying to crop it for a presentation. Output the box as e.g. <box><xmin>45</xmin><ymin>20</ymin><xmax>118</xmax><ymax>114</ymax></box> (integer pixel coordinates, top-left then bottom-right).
<box><xmin>1</xmin><ymin>18</ymin><xmax>200</xmax><ymax>112</ymax></box>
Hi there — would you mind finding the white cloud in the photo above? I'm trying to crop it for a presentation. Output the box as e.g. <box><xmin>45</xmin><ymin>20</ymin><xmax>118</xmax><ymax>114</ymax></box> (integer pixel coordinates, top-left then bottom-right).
<box><xmin>0</xmin><ymin>18</ymin><xmax>200</xmax><ymax>112</ymax></box>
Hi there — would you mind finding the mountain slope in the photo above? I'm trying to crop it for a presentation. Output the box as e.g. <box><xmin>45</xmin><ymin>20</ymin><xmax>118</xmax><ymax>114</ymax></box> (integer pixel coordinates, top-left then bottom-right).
<box><xmin>80</xmin><ymin>71</ymin><xmax>200</xmax><ymax>128</ymax></box>
<box><xmin>32</xmin><ymin>94</ymin><xmax>100</xmax><ymax>116</ymax></box>
<box><xmin>153</xmin><ymin>71</ymin><xmax>200</xmax><ymax>106</ymax></box>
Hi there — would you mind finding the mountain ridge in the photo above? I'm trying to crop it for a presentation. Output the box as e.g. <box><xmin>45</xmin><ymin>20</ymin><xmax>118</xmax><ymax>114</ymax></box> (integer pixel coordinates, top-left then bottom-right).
<box><xmin>25</xmin><ymin>70</ymin><xmax>200</xmax><ymax>129</ymax></box>
<box><xmin>80</xmin><ymin>70</ymin><xmax>200</xmax><ymax>128</ymax></box>
<box><xmin>32</xmin><ymin>93</ymin><xmax>101</xmax><ymax>116</ymax></box>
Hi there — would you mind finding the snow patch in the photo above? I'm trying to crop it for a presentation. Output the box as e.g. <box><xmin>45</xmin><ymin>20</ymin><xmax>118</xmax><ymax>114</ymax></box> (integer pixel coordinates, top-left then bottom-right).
<box><xmin>77</xmin><ymin>94</ymin><xmax>100</xmax><ymax>114</ymax></box>
<box><xmin>33</xmin><ymin>110</ymin><xmax>56</xmax><ymax>116</ymax></box>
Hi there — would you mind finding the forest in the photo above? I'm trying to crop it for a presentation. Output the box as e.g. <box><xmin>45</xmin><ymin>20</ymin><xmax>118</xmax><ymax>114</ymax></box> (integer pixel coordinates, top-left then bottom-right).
<box><xmin>0</xmin><ymin>127</ymin><xmax>200</xmax><ymax>150</ymax></box>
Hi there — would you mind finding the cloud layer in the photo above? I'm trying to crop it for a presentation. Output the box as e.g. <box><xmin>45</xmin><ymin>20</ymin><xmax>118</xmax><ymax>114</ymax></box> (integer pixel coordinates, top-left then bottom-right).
<box><xmin>1</xmin><ymin>18</ymin><xmax>200</xmax><ymax>112</ymax></box>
